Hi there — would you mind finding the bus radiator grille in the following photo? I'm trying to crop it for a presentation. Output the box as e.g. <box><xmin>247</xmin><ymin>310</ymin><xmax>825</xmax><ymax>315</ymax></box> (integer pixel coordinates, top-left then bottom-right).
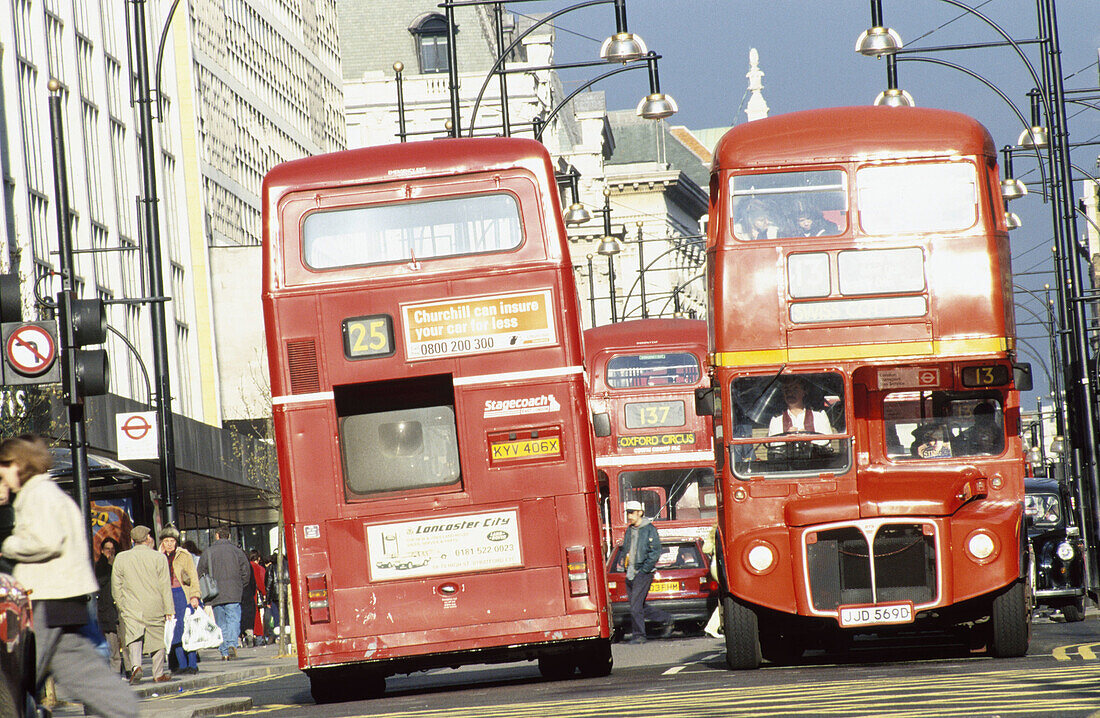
<box><xmin>807</xmin><ymin>523</ymin><xmax>936</xmax><ymax>612</ymax></box>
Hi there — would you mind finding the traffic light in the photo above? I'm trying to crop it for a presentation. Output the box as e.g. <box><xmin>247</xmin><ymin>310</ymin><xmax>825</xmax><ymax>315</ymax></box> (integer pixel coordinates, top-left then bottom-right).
<box><xmin>0</xmin><ymin>273</ymin><xmax>21</xmax><ymax>323</ymax></box>
<box><xmin>59</xmin><ymin>295</ymin><xmax>109</xmax><ymax>400</ymax></box>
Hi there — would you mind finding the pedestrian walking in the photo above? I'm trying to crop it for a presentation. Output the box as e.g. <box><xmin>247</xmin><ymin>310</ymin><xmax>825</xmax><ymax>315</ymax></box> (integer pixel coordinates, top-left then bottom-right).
<box><xmin>112</xmin><ymin>525</ymin><xmax>174</xmax><ymax>683</ymax></box>
<box><xmin>245</xmin><ymin>549</ymin><xmax>267</xmax><ymax>646</ymax></box>
<box><xmin>158</xmin><ymin>526</ymin><xmax>201</xmax><ymax>674</ymax></box>
<box><xmin>197</xmin><ymin>527</ymin><xmax>251</xmax><ymax>660</ymax></box>
<box><xmin>621</xmin><ymin>500</ymin><xmax>673</xmax><ymax>643</ymax></box>
<box><xmin>0</xmin><ymin>435</ymin><xmax>140</xmax><ymax>717</ymax></box>
<box><xmin>94</xmin><ymin>536</ymin><xmax>126</xmax><ymax>674</ymax></box>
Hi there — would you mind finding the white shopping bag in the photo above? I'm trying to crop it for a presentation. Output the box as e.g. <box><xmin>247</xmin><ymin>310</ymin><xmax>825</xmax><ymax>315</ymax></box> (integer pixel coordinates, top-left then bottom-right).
<box><xmin>163</xmin><ymin>616</ymin><xmax>177</xmax><ymax>650</ymax></box>
<box><xmin>181</xmin><ymin>607</ymin><xmax>223</xmax><ymax>651</ymax></box>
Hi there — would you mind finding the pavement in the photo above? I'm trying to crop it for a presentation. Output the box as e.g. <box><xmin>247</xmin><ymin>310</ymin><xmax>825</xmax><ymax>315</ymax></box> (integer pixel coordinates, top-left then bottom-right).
<box><xmin>49</xmin><ymin>640</ymin><xmax>301</xmax><ymax>718</ymax></box>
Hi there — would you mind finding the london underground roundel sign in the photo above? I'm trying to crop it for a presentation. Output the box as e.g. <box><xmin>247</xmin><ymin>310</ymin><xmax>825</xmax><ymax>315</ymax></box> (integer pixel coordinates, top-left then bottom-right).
<box><xmin>5</xmin><ymin>324</ymin><xmax>57</xmax><ymax>376</ymax></box>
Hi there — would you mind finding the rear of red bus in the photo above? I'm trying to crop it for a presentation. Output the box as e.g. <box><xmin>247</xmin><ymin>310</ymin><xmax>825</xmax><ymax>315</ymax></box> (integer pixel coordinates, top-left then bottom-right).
<box><xmin>707</xmin><ymin>107</ymin><xmax>1030</xmax><ymax>668</ymax></box>
<box><xmin>262</xmin><ymin>137</ymin><xmax>611</xmax><ymax>701</ymax></box>
<box><xmin>584</xmin><ymin>319</ymin><xmax>716</xmax><ymax>550</ymax></box>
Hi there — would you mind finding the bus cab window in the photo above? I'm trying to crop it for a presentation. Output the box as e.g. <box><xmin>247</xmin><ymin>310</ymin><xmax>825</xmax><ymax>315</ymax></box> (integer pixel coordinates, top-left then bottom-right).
<box><xmin>729</xmin><ymin>170</ymin><xmax>847</xmax><ymax>241</ymax></box>
<box><xmin>728</xmin><ymin>372</ymin><xmax>849</xmax><ymax>478</ymax></box>
<box><xmin>884</xmin><ymin>391</ymin><xmax>1005</xmax><ymax>460</ymax></box>
<box><xmin>619</xmin><ymin>467</ymin><xmax>717</xmax><ymax>523</ymax></box>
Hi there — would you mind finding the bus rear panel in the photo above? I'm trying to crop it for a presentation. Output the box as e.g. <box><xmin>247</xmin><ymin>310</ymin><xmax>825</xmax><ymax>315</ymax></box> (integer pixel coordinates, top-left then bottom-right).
<box><xmin>262</xmin><ymin>138</ymin><xmax>611</xmax><ymax>699</ymax></box>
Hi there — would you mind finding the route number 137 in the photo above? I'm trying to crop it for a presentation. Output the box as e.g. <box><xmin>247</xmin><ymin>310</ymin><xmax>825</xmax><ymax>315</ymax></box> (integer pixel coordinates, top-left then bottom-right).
<box><xmin>342</xmin><ymin>315</ymin><xmax>394</xmax><ymax>359</ymax></box>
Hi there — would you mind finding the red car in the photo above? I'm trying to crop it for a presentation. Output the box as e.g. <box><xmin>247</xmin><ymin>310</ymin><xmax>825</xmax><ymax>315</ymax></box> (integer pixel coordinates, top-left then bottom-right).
<box><xmin>606</xmin><ymin>537</ymin><xmax>718</xmax><ymax>637</ymax></box>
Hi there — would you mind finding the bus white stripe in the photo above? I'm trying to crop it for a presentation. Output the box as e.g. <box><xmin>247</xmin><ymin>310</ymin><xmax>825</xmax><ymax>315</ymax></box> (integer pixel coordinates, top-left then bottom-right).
<box><xmin>595</xmin><ymin>451</ymin><xmax>715</xmax><ymax>467</ymax></box>
<box><xmin>271</xmin><ymin>391</ymin><xmax>334</xmax><ymax>405</ymax></box>
<box><xmin>453</xmin><ymin>365</ymin><xmax>585</xmax><ymax>386</ymax></box>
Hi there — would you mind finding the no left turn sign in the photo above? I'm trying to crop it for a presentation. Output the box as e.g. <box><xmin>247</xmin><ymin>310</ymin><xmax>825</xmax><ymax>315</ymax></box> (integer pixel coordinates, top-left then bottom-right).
<box><xmin>4</xmin><ymin>323</ymin><xmax>57</xmax><ymax>376</ymax></box>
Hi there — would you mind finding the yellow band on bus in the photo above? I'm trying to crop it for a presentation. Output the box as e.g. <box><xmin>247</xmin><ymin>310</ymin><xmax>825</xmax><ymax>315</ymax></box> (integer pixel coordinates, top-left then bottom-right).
<box><xmin>713</xmin><ymin>337</ymin><xmax>1010</xmax><ymax>367</ymax></box>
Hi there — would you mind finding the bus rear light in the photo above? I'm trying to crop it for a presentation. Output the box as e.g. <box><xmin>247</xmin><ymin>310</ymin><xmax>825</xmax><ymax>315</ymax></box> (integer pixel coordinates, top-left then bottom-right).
<box><xmin>566</xmin><ymin>547</ymin><xmax>590</xmax><ymax>597</ymax></box>
<box><xmin>305</xmin><ymin>573</ymin><xmax>331</xmax><ymax>624</ymax></box>
<box><xmin>965</xmin><ymin>530</ymin><xmax>999</xmax><ymax>564</ymax></box>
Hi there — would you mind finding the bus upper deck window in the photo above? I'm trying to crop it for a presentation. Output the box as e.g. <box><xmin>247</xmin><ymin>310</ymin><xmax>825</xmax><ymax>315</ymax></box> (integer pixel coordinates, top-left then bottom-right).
<box><xmin>728</xmin><ymin>372</ymin><xmax>850</xmax><ymax>478</ymax></box>
<box><xmin>884</xmin><ymin>390</ymin><xmax>1004</xmax><ymax>460</ymax></box>
<box><xmin>856</xmin><ymin>162</ymin><xmax>978</xmax><ymax>235</ymax></box>
<box><xmin>606</xmin><ymin>352</ymin><xmax>701</xmax><ymax>388</ymax></box>
<box><xmin>302</xmin><ymin>193</ymin><xmax>523</xmax><ymax>269</ymax></box>
<box><xmin>728</xmin><ymin>170</ymin><xmax>847</xmax><ymax>241</ymax></box>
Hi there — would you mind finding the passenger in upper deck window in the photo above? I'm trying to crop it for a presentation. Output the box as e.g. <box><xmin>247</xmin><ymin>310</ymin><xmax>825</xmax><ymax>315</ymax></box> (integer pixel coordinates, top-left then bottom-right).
<box><xmin>956</xmin><ymin>402</ymin><xmax>1005</xmax><ymax>455</ymax></box>
<box><xmin>790</xmin><ymin>199</ymin><xmax>839</xmax><ymax>238</ymax></box>
<box><xmin>735</xmin><ymin>199</ymin><xmax>781</xmax><ymax>240</ymax></box>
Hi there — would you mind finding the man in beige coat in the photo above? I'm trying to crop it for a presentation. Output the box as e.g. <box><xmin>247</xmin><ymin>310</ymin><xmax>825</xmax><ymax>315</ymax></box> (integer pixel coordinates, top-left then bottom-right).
<box><xmin>111</xmin><ymin>525</ymin><xmax>174</xmax><ymax>683</ymax></box>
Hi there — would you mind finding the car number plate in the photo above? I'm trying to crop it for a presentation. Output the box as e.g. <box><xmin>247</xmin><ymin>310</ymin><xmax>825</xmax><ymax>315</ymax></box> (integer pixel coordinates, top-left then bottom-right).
<box><xmin>837</xmin><ymin>602</ymin><xmax>913</xmax><ymax>628</ymax></box>
<box><xmin>650</xmin><ymin>581</ymin><xmax>679</xmax><ymax>593</ymax></box>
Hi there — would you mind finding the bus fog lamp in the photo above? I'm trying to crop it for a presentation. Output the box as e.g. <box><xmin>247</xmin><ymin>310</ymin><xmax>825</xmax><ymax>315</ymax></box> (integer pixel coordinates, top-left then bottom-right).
<box><xmin>967</xmin><ymin>532</ymin><xmax>995</xmax><ymax>561</ymax></box>
<box><xmin>747</xmin><ymin>544</ymin><xmax>775</xmax><ymax>573</ymax></box>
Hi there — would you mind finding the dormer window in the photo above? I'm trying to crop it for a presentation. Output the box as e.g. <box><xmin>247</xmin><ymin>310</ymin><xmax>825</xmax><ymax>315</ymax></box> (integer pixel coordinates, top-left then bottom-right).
<box><xmin>411</xmin><ymin>14</ymin><xmax>450</xmax><ymax>74</ymax></box>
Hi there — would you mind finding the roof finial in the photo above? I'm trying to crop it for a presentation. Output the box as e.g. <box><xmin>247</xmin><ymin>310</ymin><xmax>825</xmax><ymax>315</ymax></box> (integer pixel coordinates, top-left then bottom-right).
<box><xmin>745</xmin><ymin>48</ymin><xmax>769</xmax><ymax>122</ymax></box>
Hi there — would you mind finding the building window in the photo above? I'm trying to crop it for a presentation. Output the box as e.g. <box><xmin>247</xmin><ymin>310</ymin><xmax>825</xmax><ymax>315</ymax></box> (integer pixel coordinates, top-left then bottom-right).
<box><xmin>411</xmin><ymin>14</ymin><xmax>450</xmax><ymax>74</ymax></box>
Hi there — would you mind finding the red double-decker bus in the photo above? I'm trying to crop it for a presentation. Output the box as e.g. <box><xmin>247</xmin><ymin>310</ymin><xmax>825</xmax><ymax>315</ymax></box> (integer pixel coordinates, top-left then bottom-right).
<box><xmin>584</xmin><ymin>318</ymin><xmax>716</xmax><ymax>548</ymax></box>
<box><xmin>262</xmin><ymin>137</ymin><xmax>612</xmax><ymax>701</ymax></box>
<box><xmin>706</xmin><ymin>106</ymin><xmax>1031</xmax><ymax>668</ymax></box>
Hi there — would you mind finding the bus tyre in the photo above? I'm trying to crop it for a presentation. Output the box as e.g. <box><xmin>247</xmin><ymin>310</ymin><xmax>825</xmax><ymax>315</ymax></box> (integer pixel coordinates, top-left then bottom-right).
<box><xmin>988</xmin><ymin>579</ymin><xmax>1030</xmax><ymax>658</ymax></box>
<box><xmin>760</xmin><ymin>631</ymin><xmax>804</xmax><ymax>665</ymax></box>
<box><xmin>722</xmin><ymin>594</ymin><xmax>762</xmax><ymax>670</ymax></box>
<box><xmin>1061</xmin><ymin>597</ymin><xmax>1086</xmax><ymax>623</ymax></box>
<box><xmin>538</xmin><ymin>653</ymin><xmax>576</xmax><ymax>680</ymax></box>
<box><xmin>576</xmin><ymin>639</ymin><xmax>613</xmax><ymax>678</ymax></box>
<box><xmin>309</xmin><ymin>673</ymin><xmax>348</xmax><ymax>704</ymax></box>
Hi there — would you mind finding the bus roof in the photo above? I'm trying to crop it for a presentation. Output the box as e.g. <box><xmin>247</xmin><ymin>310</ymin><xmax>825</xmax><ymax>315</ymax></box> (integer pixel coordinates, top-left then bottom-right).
<box><xmin>263</xmin><ymin>136</ymin><xmax>556</xmax><ymax>202</ymax></box>
<box><xmin>584</xmin><ymin>318</ymin><xmax>707</xmax><ymax>358</ymax></box>
<box><xmin>711</xmin><ymin>106</ymin><xmax>996</xmax><ymax>171</ymax></box>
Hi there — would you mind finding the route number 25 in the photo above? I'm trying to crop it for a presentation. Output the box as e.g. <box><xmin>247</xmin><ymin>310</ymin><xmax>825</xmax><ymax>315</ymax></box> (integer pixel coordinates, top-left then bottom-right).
<box><xmin>342</xmin><ymin>315</ymin><xmax>394</xmax><ymax>359</ymax></box>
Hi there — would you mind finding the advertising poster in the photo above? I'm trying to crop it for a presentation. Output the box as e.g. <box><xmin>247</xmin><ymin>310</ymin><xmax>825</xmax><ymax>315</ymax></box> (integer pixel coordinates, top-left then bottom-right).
<box><xmin>366</xmin><ymin>510</ymin><xmax>522</xmax><ymax>581</ymax></box>
<box><xmin>90</xmin><ymin>497</ymin><xmax>135</xmax><ymax>560</ymax></box>
<box><xmin>401</xmin><ymin>290</ymin><xmax>556</xmax><ymax>360</ymax></box>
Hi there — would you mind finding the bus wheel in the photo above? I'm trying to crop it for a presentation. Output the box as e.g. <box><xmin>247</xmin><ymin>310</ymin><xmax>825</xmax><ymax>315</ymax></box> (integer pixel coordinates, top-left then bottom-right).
<box><xmin>988</xmin><ymin>580</ymin><xmax>1030</xmax><ymax>657</ymax></box>
<box><xmin>576</xmin><ymin>639</ymin><xmax>613</xmax><ymax>678</ymax></box>
<box><xmin>722</xmin><ymin>594</ymin><xmax>762</xmax><ymax>669</ymax></box>
<box><xmin>538</xmin><ymin>653</ymin><xmax>576</xmax><ymax>680</ymax></box>
<box><xmin>1061</xmin><ymin>597</ymin><xmax>1086</xmax><ymax>623</ymax></box>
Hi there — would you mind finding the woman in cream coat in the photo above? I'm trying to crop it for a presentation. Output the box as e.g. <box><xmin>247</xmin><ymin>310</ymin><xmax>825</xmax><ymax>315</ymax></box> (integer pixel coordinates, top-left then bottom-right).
<box><xmin>159</xmin><ymin>526</ymin><xmax>202</xmax><ymax>674</ymax></box>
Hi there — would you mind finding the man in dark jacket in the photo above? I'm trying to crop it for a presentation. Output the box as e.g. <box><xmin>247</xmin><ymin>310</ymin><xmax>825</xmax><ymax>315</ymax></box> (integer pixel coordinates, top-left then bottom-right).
<box><xmin>196</xmin><ymin>527</ymin><xmax>251</xmax><ymax>660</ymax></box>
<box><xmin>622</xmin><ymin>500</ymin><xmax>672</xmax><ymax>643</ymax></box>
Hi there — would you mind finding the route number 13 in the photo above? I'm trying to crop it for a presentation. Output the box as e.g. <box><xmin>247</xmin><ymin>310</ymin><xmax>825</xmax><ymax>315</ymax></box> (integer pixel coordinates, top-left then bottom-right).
<box><xmin>342</xmin><ymin>315</ymin><xmax>394</xmax><ymax>359</ymax></box>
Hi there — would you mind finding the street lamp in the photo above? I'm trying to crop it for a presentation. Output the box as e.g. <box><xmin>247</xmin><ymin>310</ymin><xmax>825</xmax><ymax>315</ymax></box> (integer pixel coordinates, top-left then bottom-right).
<box><xmin>559</xmin><ymin>168</ymin><xmax>592</xmax><ymax>226</ymax></box>
<box><xmin>443</xmin><ymin>0</ymin><xmax>650</xmax><ymax>137</ymax></box>
<box><xmin>595</xmin><ymin>190</ymin><xmax>622</xmax><ymax>323</ymax></box>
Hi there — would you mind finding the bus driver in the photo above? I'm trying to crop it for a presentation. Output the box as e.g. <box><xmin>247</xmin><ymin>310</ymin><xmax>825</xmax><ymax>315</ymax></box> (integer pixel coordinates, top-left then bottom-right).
<box><xmin>768</xmin><ymin>376</ymin><xmax>834</xmax><ymax>438</ymax></box>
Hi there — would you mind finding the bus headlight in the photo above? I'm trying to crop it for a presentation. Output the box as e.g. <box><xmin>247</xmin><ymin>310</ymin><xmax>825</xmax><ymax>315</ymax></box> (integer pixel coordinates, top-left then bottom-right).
<box><xmin>965</xmin><ymin>530</ymin><xmax>998</xmax><ymax>563</ymax></box>
<box><xmin>1056</xmin><ymin>541</ymin><xmax>1075</xmax><ymax>562</ymax></box>
<box><xmin>744</xmin><ymin>542</ymin><xmax>777</xmax><ymax>574</ymax></box>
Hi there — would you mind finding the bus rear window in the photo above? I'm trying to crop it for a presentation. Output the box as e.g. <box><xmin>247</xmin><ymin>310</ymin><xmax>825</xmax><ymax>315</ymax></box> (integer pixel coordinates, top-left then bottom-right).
<box><xmin>336</xmin><ymin>375</ymin><xmax>462</xmax><ymax>497</ymax></box>
<box><xmin>302</xmin><ymin>193</ymin><xmax>522</xmax><ymax>269</ymax></box>
<box><xmin>607</xmin><ymin>352</ymin><xmax>701</xmax><ymax>388</ymax></box>
<box><xmin>729</xmin><ymin>170</ymin><xmax>847</xmax><ymax>241</ymax></box>
<box><xmin>857</xmin><ymin>162</ymin><xmax>978</xmax><ymax>235</ymax></box>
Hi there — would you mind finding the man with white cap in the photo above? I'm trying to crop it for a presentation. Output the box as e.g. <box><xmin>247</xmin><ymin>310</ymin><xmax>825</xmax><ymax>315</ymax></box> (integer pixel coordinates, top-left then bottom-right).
<box><xmin>621</xmin><ymin>500</ymin><xmax>673</xmax><ymax>643</ymax></box>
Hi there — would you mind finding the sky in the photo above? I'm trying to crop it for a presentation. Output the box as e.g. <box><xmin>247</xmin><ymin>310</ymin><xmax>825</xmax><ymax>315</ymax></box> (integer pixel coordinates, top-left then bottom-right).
<box><xmin>517</xmin><ymin>0</ymin><xmax>1100</xmax><ymax>405</ymax></box>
